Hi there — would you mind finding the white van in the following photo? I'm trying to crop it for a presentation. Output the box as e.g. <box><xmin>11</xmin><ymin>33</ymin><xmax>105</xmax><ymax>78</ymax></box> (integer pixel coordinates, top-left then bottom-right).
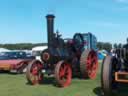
<box><xmin>32</xmin><ymin>46</ymin><xmax>47</xmax><ymax>61</ymax></box>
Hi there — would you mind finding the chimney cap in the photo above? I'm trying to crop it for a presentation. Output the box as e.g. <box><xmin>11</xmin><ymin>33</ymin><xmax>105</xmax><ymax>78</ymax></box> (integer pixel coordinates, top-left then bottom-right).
<box><xmin>46</xmin><ymin>14</ymin><xmax>55</xmax><ymax>18</ymax></box>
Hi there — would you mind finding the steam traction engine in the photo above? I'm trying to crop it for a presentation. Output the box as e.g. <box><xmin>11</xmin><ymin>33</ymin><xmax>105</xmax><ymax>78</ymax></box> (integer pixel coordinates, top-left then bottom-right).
<box><xmin>101</xmin><ymin>39</ymin><xmax>128</xmax><ymax>95</ymax></box>
<box><xmin>26</xmin><ymin>14</ymin><xmax>98</xmax><ymax>87</ymax></box>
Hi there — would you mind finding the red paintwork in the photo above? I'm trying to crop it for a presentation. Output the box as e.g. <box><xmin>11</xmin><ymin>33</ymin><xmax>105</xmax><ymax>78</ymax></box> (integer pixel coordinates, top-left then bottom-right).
<box><xmin>30</xmin><ymin>61</ymin><xmax>43</xmax><ymax>85</ymax></box>
<box><xmin>58</xmin><ymin>63</ymin><xmax>72</xmax><ymax>87</ymax></box>
<box><xmin>0</xmin><ymin>59</ymin><xmax>24</xmax><ymax>65</ymax></box>
<box><xmin>0</xmin><ymin>59</ymin><xmax>31</xmax><ymax>71</ymax></box>
<box><xmin>86</xmin><ymin>51</ymin><xmax>98</xmax><ymax>79</ymax></box>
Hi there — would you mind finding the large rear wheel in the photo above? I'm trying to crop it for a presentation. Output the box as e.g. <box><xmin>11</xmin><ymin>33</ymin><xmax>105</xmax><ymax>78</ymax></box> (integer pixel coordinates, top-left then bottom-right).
<box><xmin>26</xmin><ymin>60</ymin><xmax>43</xmax><ymax>85</ymax></box>
<box><xmin>55</xmin><ymin>61</ymin><xmax>72</xmax><ymax>87</ymax></box>
<box><xmin>80</xmin><ymin>49</ymin><xmax>98</xmax><ymax>79</ymax></box>
<box><xmin>101</xmin><ymin>55</ymin><xmax>118</xmax><ymax>96</ymax></box>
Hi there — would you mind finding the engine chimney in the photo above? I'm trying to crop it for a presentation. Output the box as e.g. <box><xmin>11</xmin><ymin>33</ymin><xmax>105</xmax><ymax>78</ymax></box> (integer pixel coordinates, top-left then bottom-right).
<box><xmin>46</xmin><ymin>14</ymin><xmax>55</xmax><ymax>47</ymax></box>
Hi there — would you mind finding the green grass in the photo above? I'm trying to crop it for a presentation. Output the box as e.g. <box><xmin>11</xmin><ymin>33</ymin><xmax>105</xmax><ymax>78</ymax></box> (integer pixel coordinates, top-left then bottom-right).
<box><xmin>0</xmin><ymin>61</ymin><xmax>128</xmax><ymax>96</ymax></box>
<box><xmin>0</xmin><ymin>73</ymin><xmax>101</xmax><ymax>96</ymax></box>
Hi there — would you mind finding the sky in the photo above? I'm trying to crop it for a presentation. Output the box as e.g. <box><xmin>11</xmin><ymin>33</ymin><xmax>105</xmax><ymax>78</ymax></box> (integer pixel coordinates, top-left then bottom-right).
<box><xmin>0</xmin><ymin>0</ymin><xmax>128</xmax><ymax>44</ymax></box>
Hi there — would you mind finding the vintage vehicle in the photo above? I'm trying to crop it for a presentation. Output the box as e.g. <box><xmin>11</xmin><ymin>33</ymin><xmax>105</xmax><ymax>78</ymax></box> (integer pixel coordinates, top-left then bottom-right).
<box><xmin>0</xmin><ymin>51</ymin><xmax>34</xmax><ymax>73</ymax></box>
<box><xmin>26</xmin><ymin>14</ymin><xmax>98</xmax><ymax>87</ymax></box>
<box><xmin>101</xmin><ymin>39</ymin><xmax>128</xmax><ymax>96</ymax></box>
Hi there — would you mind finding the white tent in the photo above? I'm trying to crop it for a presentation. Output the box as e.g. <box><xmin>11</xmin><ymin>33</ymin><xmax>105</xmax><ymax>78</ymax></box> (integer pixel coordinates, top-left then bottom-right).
<box><xmin>0</xmin><ymin>48</ymin><xmax>10</xmax><ymax>52</ymax></box>
<box><xmin>32</xmin><ymin>46</ymin><xmax>47</xmax><ymax>51</ymax></box>
<box><xmin>32</xmin><ymin>46</ymin><xmax>47</xmax><ymax>61</ymax></box>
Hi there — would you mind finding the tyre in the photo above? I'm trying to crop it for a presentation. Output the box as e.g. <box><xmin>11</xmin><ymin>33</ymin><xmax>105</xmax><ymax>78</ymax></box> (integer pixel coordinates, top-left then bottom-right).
<box><xmin>80</xmin><ymin>49</ymin><xmax>98</xmax><ymax>79</ymax></box>
<box><xmin>54</xmin><ymin>61</ymin><xmax>72</xmax><ymax>87</ymax></box>
<box><xmin>26</xmin><ymin>60</ymin><xmax>43</xmax><ymax>85</ymax></box>
<box><xmin>101</xmin><ymin>55</ymin><xmax>118</xmax><ymax>96</ymax></box>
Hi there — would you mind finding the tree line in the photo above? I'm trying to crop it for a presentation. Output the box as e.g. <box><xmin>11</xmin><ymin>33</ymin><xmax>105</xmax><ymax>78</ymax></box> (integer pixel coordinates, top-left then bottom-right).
<box><xmin>97</xmin><ymin>42</ymin><xmax>126</xmax><ymax>52</ymax></box>
<box><xmin>0</xmin><ymin>42</ymin><xmax>123</xmax><ymax>52</ymax></box>
<box><xmin>97</xmin><ymin>42</ymin><xmax>112</xmax><ymax>52</ymax></box>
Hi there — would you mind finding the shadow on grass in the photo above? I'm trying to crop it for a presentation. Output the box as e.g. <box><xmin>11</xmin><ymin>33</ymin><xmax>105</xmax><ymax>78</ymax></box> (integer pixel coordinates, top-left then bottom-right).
<box><xmin>0</xmin><ymin>70</ymin><xmax>23</xmax><ymax>75</ymax></box>
<box><xmin>72</xmin><ymin>72</ymin><xmax>90</xmax><ymax>80</ymax></box>
<box><xmin>0</xmin><ymin>71</ymin><xmax>18</xmax><ymax>75</ymax></box>
<box><xmin>93</xmin><ymin>87</ymin><xmax>103</xmax><ymax>96</ymax></box>
<box><xmin>26</xmin><ymin>76</ymin><xmax>64</xmax><ymax>87</ymax></box>
<box><xmin>26</xmin><ymin>76</ymin><xmax>54</xmax><ymax>85</ymax></box>
<box><xmin>0</xmin><ymin>70</ymin><xmax>10</xmax><ymax>73</ymax></box>
<box><xmin>94</xmin><ymin>85</ymin><xmax>128</xmax><ymax>96</ymax></box>
<box><xmin>115</xmin><ymin>84</ymin><xmax>128</xmax><ymax>96</ymax></box>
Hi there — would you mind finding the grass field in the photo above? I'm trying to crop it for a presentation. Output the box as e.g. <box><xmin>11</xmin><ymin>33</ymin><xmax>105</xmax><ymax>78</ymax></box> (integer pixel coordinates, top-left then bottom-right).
<box><xmin>0</xmin><ymin>74</ymin><xmax>101</xmax><ymax>96</ymax></box>
<box><xmin>0</xmin><ymin>61</ymin><xmax>128</xmax><ymax>96</ymax></box>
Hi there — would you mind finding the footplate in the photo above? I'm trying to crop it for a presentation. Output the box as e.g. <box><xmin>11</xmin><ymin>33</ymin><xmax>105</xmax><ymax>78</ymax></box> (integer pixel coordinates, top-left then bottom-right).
<box><xmin>115</xmin><ymin>72</ymin><xmax>128</xmax><ymax>83</ymax></box>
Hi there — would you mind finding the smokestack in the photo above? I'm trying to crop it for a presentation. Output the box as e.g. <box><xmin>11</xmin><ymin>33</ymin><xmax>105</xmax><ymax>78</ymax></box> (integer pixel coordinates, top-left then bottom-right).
<box><xmin>46</xmin><ymin>14</ymin><xmax>55</xmax><ymax>47</ymax></box>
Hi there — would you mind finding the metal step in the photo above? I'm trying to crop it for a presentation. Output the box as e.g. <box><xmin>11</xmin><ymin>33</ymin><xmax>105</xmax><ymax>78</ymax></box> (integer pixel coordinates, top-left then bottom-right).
<box><xmin>115</xmin><ymin>72</ymin><xmax>128</xmax><ymax>83</ymax></box>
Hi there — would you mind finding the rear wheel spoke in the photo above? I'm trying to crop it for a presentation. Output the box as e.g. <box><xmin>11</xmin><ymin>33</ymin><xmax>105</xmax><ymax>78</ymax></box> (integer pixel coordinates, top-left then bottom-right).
<box><xmin>26</xmin><ymin>60</ymin><xmax>43</xmax><ymax>85</ymax></box>
<box><xmin>55</xmin><ymin>61</ymin><xmax>72</xmax><ymax>87</ymax></box>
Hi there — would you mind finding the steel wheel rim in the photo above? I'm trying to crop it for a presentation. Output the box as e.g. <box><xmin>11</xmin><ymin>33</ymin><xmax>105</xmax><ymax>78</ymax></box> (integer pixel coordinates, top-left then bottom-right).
<box><xmin>86</xmin><ymin>51</ymin><xmax>98</xmax><ymax>79</ymax></box>
<box><xmin>29</xmin><ymin>61</ymin><xmax>43</xmax><ymax>85</ymax></box>
<box><xmin>57</xmin><ymin>62</ymin><xmax>72</xmax><ymax>87</ymax></box>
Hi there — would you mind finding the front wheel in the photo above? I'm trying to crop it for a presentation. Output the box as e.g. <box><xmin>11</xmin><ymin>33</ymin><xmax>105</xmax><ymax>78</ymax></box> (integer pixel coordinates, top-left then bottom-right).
<box><xmin>54</xmin><ymin>61</ymin><xmax>72</xmax><ymax>87</ymax></box>
<box><xmin>101</xmin><ymin>55</ymin><xmax>118</xmax><ymax>96</ymax></box>
<box><xmin>26</xmin><ymin>60</ymin><xmax>43</xmax><ymax>85</ymax></box>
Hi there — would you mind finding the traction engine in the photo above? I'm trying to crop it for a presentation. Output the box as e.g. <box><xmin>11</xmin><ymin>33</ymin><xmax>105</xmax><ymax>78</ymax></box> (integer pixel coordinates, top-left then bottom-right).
<box><xmin>26</xmin><ymin>14</ymin><xmax>98</xmax><ymax>87</ymax></box>
<box><xmin>101</xmin><ymin>39</ymin><xmax>128</xmax><ymax>95</ymax></box>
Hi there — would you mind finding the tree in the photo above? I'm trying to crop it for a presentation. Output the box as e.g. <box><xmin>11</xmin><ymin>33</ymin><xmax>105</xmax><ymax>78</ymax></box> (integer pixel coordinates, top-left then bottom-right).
<box><xmin>113</xmin><ymin>43</ymin><xmax>118</xmax><ymax>49</ymax></box>
<box><xmin>97</xmin><ymin>42</ymin><xmax>112</xmax><ymax>52</ymax></box>
<box><xmin>103</xmin><ymin>43</ymin><xmax>112</xmax><ymax>52</ymax></box>
<box><xmin>118</xmin><ymin>43</ymin><xmax>122</xmax><ymax>48</ymax></box>
<box><xmin>127</xmin><ymin>38</ymin><xmax>128</xmax><ymax>44</ymax></box>
<box><xmin>97</xmin><ymin>42</ymin><xmax>104</xmax><ymax>50</ymax></box>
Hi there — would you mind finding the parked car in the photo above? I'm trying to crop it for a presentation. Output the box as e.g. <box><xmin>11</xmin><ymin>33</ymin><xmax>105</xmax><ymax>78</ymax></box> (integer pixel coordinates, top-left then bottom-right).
<box><xmin>0</xmin><ymin>51</ymin><xmax>34</xmax><ymax>73</ymax></box>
